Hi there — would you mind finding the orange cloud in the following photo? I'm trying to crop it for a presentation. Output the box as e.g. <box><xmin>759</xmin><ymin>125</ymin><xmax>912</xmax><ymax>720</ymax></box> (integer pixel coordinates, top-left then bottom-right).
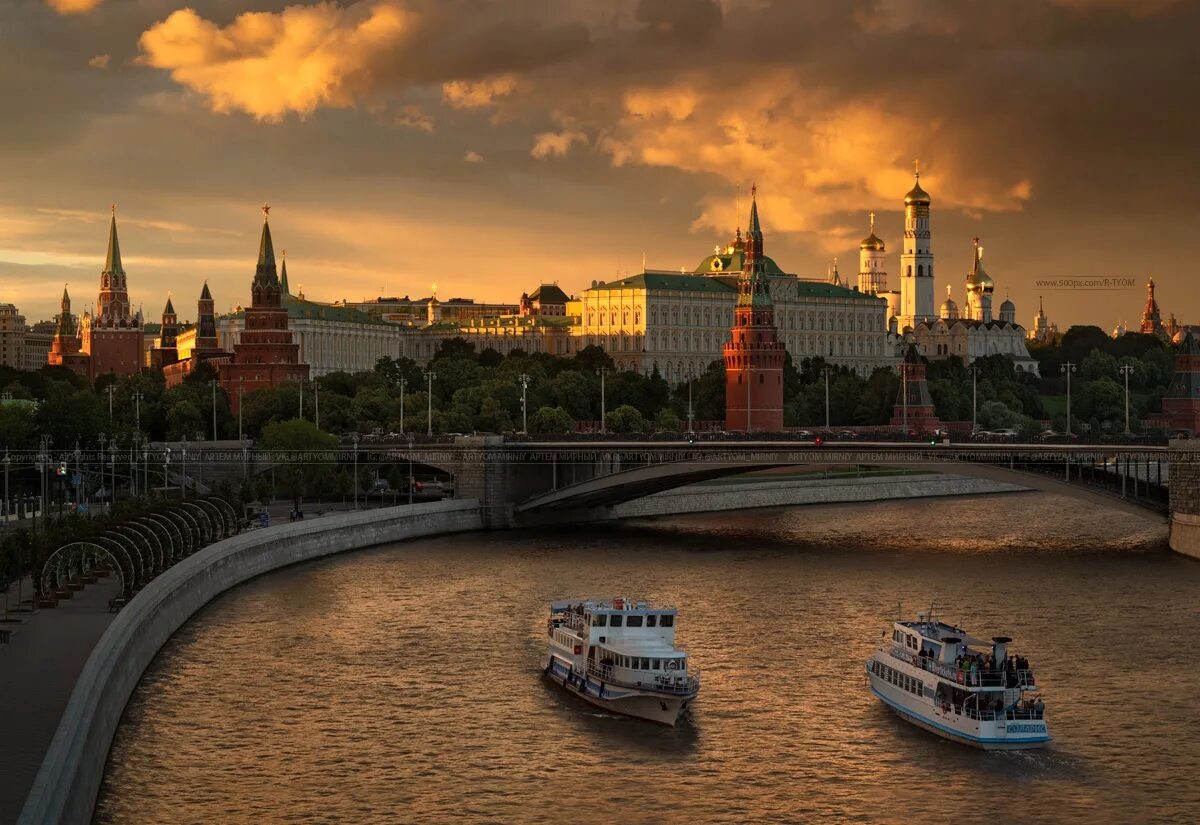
<box><xmin>88</xmin><ymin>54</ymin><xmax>110</xmax><ymax>70</ymax></box>
<box><xmin>441</xmin><ymin>75</ymin><xmax>517</xmax><ymax>109</ymax></box>
<box><xmin>46</xmin><ymin>0</ymin><xmax>104</xmax><ymax>14</ymax></box>
<box><xmin>531</xmin><ymin>129</ymin><xmax>587</xmax><ymax>159</ymax></box>
<box><xmin>137</xmin><ymin>2</ymin><xmax>412</xmax><ymax>121</ymax></box>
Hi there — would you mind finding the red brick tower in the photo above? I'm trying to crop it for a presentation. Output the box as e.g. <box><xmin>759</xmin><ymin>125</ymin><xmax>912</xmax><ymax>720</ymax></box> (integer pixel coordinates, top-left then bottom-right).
<box><xmin>891</xmin><ymin>344</ymin><xmax>941</xmax><ymax>433</ymax></box>
<box><xmin>723</xmin><ymin>187</ymin><xmax>785</xmax><ymax>432</ymax></box>
<box><xmin>219</xmin><ymin>206</ymin><xmax>309</xmax><ymax>413</ymax></box>
<box><xmin>149</xmin><ymin>296</ymin><xmax>179</xmax><ymax>369</ymax></box>
<box><xmin>1152</xmin><ymin>331</ymin><xmax>1200</xmax><ymax>435</ymax></box>
<box><xmin>1140</xmin><ymin>277</ymin><xmax>1164</xmax><ymax>338</ymax></box>
<box><xmin>47</xmin><ymin>286</ymin><xmax>91</xmax><ymax>378</ymax></box>
<box><xmin>81</xmin><ymin>209</ymin><xmax>143</xmax><ymax>380</ymax></box>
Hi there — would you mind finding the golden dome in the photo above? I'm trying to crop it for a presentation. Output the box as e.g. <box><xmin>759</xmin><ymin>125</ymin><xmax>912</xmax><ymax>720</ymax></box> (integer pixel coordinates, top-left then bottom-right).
<box><xmin>860</xmin><ymin>232</ymin><xmax>885</xmax><ymax>251</ymax></box>
<box><xmin>904</xmin><ymin>179</ymin><xmax>931</xmax><ymax>206</ymax></box>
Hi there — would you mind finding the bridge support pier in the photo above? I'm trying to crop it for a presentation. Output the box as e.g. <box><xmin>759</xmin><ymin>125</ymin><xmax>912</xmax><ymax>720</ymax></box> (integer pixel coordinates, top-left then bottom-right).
<box><xmin>1169</xmin><ymin>440</ymin><xmax>1200</xmax><ymax>560</ymax></box>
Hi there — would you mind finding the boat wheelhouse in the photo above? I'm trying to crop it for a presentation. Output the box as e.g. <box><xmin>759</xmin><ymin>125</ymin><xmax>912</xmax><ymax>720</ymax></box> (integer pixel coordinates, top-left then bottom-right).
<box><xmin>544</xmin><ymin>597</ymin><xmax>699</xmax><ymax>725</ymax></box>
<box><xmin>865</xmin><ymin>610</ymin><xmax>1050</xmax><ymax>750</ymax></box>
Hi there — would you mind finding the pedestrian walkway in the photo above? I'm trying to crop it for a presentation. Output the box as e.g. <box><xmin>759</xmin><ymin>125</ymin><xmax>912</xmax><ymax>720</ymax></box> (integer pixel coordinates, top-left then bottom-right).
<box><xmin>0</xmin><ymin>577</ymin><xmax>119</xmax><ymax>824</ymax></box>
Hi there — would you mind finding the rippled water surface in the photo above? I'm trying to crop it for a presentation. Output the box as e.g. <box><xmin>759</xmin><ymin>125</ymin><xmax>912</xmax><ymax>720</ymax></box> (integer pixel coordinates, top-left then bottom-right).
<box><xmin>96</xmin><ymin>494</ymin><xmax>1200</xmax><ymax>824</ymax></box>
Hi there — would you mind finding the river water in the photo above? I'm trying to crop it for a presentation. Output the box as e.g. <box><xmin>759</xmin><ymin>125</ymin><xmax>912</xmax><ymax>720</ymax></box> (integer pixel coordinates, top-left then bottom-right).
<box><xmin>94</xmin><ymin>493</ymin><xmax>1199</xmax><ymax>824</ymax></box>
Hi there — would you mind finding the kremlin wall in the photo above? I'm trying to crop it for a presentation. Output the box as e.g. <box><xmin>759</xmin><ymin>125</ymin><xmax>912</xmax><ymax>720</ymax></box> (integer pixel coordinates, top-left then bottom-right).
<box><xmin>5</xmin><ymin>177</ymin><xmax>1200</xmax><ymax>436</ymax></box>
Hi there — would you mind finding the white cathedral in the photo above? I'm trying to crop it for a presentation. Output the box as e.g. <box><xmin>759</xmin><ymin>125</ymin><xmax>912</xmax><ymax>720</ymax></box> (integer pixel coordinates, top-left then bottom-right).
<box><xmin>855</xmin><ymin>169</ymin><xmax>1040</xmax><ymax>376</ymax></box>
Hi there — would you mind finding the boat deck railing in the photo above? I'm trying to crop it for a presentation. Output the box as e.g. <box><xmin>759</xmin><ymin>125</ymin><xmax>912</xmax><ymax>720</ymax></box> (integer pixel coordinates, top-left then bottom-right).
<box><xmin>586</xmin><ymin>661</ymin><xmax>700</xmax><ymax>696</ymax></box>
<box><xmin>890</xmin><ymin>646</ymin><xmax>1037</xmax><ymax>690</ymax></box>
<box><xmin>944</xmin><ymin>703</ymin><xmax>1047</xmax><ymax>722</ymax></box>
<box><xmin>549</xmin><ymin>613</ymin><xmax>589</xmax><ymax>635</ymax></box>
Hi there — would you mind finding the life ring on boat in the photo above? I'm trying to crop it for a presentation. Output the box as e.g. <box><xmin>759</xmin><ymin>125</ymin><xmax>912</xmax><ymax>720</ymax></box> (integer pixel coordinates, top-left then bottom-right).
<box><xmin>665</xmin><ymin>660</ymin><xmax>679</xmax><ymax>671</ymax></box>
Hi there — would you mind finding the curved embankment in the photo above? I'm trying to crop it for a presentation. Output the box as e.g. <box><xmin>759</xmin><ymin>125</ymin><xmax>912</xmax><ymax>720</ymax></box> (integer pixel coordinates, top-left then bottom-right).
<box><xmin>18</xmin><ymin>500</ymin><xmax>484</xmax><ymax>825</ymax></box>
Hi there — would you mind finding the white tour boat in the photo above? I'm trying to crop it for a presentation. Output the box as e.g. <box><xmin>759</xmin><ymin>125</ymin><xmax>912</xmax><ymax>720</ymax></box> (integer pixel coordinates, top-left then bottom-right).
<box><xmin>544</xmin><ymin>598</ymin><xmax>699</xmax><ymax>725</ymax></box>
<box><xmin>865</xmin><ymin>610</ymin><xmax>1050</xmax><ymax>750</ymax></box>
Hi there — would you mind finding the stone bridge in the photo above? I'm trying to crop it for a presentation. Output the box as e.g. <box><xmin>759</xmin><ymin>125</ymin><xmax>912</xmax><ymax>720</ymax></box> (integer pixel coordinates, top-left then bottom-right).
<box><xmin>355</xmin><ymin>437</ymin><xmax>1200</xmax><ymax>557</ymax></box>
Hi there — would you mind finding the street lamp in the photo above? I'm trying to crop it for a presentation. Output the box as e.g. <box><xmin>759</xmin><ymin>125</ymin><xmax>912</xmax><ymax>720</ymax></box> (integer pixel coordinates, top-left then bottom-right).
<box><xmin>108</xmin><ymin>440</ymin><xmax>117</xmax><ymax>505</ymax></box>
<box><xmin>407</xmin><ymin>434</ymin><xmax>415</xmax><ymax>506</ymax></box>
<box><xmin>745</xmin><ymin>363</ymin><xmax>754</xmax><ymax>434</ymax></box>
<box><xmin>298</xmin><ymin>379</ymin><xmax>304</xmax><ymax>420</ymax></box>
<box><xmin>163</xmin><ymin>447</ymin><xmax>172</xmax><ymax>498</ymax></box>
<box><xmin>350</xmin><ymin>432</ymin><xmax>360</xmax><ymax>510</ymax></box>
<box><xmin>822</xmin><ymin>365</ymin><xmax>832</xmax><ymax>431</ymax></box>
<box><xmin>105</xmin><ymin>385</ymin><xmax>117</xmax><ymax>423</ymax></box>
<box><xmin>686</xmin><ymin>364</ymin><xmax>695</xmax><ymax>436</ymax></box>
<box><xmin>3</xmin><ymin>450</ymin><xmax>10</xmax><ymax>528</ymax></box>
<box><xmin>132</xmin><ymin>390</ymin><xmax>144</xmax><ymax>434</ymax></box>
<box><xmin>596</xmin><ymin>367</ymin><xmax>608</xmax><ymax>435</ymax></box>
<box><xmin>38</xmin><ymin>434</ymin><xmax>52</xmax><ymax>529</ymax></box>
<box><xmin>519</xmin><ymin>373</ymin><xmax>530</xmax><ymax>434</ymax></box>
<box><xmin>968</xmin><ymin>365</ymin><xmax>980</xmax><ymax>435</ymax></box>
<box><xmin>237</xmin><ymin>377</ymin><xmax>245</xmax><ymax>443</ymax></box>
<box><xmin>399</xmin><ymin>377</ymin><xmax>407</xmax><ymax>434</ymax></box>
<box><xmin>1061</xmin><ymin>361</ymin><xmax>1077</xmax><ymax>435</ymax></box>
<box><xmin>1119</xmin><ymin>363</ymin><xmax>1135</xmax><ymax>436</ymax></box>
<box><xmin>314</xmin><ymin>382</ymin><xmax>320</xmax><ymax>431</ymax></box>
<box><xmin>209</xmin><ymin>379</ymin><xmax>219</xmax><ymax>441</ymax></box>
<box><xmin>424</xmin><ymin>369</ymin><xmax>436</xmax><ymax>437</ymax></box>
<box><xmin>901</xmin><ymin>362</ymin><xmax>909</xmax><ymax>440</ymax></box>
<box><xmin>73</xmin><ymin>442</ymin><xmax>81</xmax><ymax>513</ymax></box>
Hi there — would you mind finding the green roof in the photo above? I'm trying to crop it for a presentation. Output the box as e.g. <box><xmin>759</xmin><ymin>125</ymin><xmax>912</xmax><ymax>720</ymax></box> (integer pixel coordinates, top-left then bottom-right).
<box><xmin>694</xmin><ymin>251</ymin><xmax>785</xmax><ymax>276</ymax></box>
<box><xmin>590</xmin><ymin>272</ymin><xmax>737</xmax><ymax>294</ymax></box>
<box><xmin>793</xmin><ymin>281</ymin><xmax>883</xmax><ymax>302</ymax></box>
<box><xmin>219</xmin><ymin>294</ymin><xmax>389</xmax><ymax>325</ymax></box>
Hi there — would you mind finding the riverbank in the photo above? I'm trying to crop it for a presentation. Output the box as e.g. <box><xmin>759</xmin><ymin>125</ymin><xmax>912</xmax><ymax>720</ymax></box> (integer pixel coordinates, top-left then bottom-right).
<box><xmin>612</xmin><ymin>471</ymin><xmax>1029</xmax><ymax>518</ymax></box>
<box><xmin>15</xmin><ymin>500</ymin><xmax>483</xmax><ymax>825</ymax></box>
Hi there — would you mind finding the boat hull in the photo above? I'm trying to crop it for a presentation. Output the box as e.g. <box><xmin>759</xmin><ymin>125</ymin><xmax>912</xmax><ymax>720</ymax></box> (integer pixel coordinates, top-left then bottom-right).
<box><xmin>867</xmin><ymin>671</ymin><xmax>1050</xmax><ymax>751</ymax></box>
<box><xmin>544</xmin><ymin>656</ymin><xmax>693</xmax><ymax>726</ymax></box>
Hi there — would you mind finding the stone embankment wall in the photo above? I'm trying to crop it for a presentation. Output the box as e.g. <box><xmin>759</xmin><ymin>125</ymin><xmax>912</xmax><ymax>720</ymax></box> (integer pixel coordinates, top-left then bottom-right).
<box><xmin>1169</xmin><ymin>440</ymin><xmax>1200</xmax><ymax>560</ymax></box>
<box><xmin>612</xmin><ymin>473</ymin><xmax>1029</xmax><ymax>518</ymax></box>
<box><xmin>18</xmin><ymin>500</ymin><xmax>484</xmax><ymax>825</ymax></box>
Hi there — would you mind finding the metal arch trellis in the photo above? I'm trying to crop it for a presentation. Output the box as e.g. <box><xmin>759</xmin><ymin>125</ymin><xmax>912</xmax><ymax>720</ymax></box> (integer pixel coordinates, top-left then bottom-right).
<box><xmin>90</xmin><ymin>535</ymin><xmax>138</xmax><ymax>598</ymax></box>
<box><xmin>206</xmin><ymin>496</ymin><xmax>239</xmax><ymax>536</ymax></box>
<box><xmin>169</xmin><ymin>505</ymin><xmax>204</xmax><ymax>550</ymax></box>
<box><xmin>121</xmin><ymin>521</ymin><xmax>164</xmax><ymax>574</ymax></box>
<box><xmin>40</xmin><ymin>541</ymin><xmax>126</xmax><ymax>598</ymax></box>
<box><xmin>160</xmin><ymin>509</ymin><xmax>196</xmax><ymax>556</ymax></box>
<box><xmin>180</xmin><ymin>501</ymin><xmax>215</xmax><ymax>544</ymax></box>
<box><xmin>192</xmin><ymin>499</ymin><xmax>227</xmax><ymax>540</ymax></box>
<box><xmin>135</xmin><ymin>516</ymin><xmax>175</xmax><ymax>567</ymax></box>
<box><xmin>97</xmin><ymin>531</ymin><xmax>145</xmax><ymax>590</ymax></box>
<box><xmin>112</xmin><ymin>524</ymin><xmax>159</xmax><ymax>579</ymax></box>
<box><xmin>146</xmin><ymin>512</ymin><xmax>185</xmax><ymax>563</ymax></box>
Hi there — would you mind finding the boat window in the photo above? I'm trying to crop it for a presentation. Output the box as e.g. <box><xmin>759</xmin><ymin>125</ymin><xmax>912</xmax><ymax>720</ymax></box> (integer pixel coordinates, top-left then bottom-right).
<box><xmin>626</xmin><ymin>615</ymin><xmax>643</xmax><ymax>627</ymax></box>
<box><xmin>653</xmin><ymin>659</ymin><xmax>661</xmax><ymax>670</ymax></box>
<box><xmin>610</xmin><ymin>615</ymin><xmax>623</xmax><ymax>627</ymax></box>
<box><xmin>660</xmin><ymin>615</ymin><xmax>674</xmax><ymax>627</ymax></box>
<box><xmin>646</xmin><ymin>615</ymin><xmax>657</xmax><ymax>627</ymax></box>
<box><xmin>592</xmin><ymin>613</ymin><xmax>607</xmax><ymax>627</ymax></box>
<box><xmin>642</xmin><ymin>658</ymin><xmax>651</xmax><ymax>670</ymax></box>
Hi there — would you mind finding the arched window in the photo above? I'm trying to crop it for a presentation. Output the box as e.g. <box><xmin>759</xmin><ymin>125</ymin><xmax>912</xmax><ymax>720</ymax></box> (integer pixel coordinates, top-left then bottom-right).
<box><xmin>907</xmin><ymin>265</ymin><xmax>913</xmax><ymax>277</ymax></box>
<box><xmin>917</xmin><ymin>264</ymin><xmax>924</xmax><ymax>278</ymax></box>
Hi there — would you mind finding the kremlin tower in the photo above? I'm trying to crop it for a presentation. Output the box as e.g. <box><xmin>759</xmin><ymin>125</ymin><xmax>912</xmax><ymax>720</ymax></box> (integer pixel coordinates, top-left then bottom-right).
<box><xmin>857</xmin><ymin>211</ymin><xmax>900</xmax><ymax>326</ymax></box>
<box><xmin>1151</xmin><ymin>331</ymin><xmax>1200</xmax><ymax>436</ymax></box>
<box><xmin>148</xmin><ymin>296</ymin><xmax>179</xmax><ymax>368</ymax></box>
<box><xmin>79</xmin><ymin>208</ymin><xmax>143</xmax><ymax>379</ymax></box>
<box><xmin>898</xmin><ymin>163</ymin><xmax>936</xmax><ymax>332</ymax></box>
<box><xmin>723</xmin><ymin>187</ymin><xmax>785</xmax><ymax>432</ymax></box>
<box><xmin>1140</xmin><ymin>278</ymin><xmax>1165</xmax><ymax>338</ymax></box>
<box><xmin>47</xmin><ymin>286</ymin><xmax>90</xmax><ymax>378</ymax></box>
<box><xmin>219</xmin><ymin>206</ymin><xmax>309</xmax><ymax>412</ymax></box>
<box><xmin>964</xmin><ymin>238</ymin><xmax>994</xmax><ymax>323</ymax></box>
<box><xmin>891</xmin><ymin>344</ymin><xmax>940</xmax><ymax>433</ymax></box>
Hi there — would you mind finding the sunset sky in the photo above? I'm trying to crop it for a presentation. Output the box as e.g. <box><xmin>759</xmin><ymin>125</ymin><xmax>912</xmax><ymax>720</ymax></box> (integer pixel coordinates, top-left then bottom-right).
<box><xmin>2</xmin><ymin>0</ymin><xmax>1197</xmax><ymax>330</ymax></box>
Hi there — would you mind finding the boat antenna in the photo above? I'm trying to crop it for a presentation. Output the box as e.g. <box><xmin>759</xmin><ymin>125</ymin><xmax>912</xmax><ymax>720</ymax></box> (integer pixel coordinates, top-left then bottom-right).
<box><xmin>897</xmin><ymin>601</ymin><xmax>902</xmax><ymax>621</ymax></box>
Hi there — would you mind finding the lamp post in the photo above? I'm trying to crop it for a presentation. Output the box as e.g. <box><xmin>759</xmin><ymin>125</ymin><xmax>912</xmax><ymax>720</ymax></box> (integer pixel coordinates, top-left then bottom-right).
<box><xmin>407</xmin><ymin>434</ymin><xmax>414</xmax><ymax>506</ymax></box>
<box><xmin>519</xmin><ymin>373</ymin><xmax>530</xmax><ymax>434</ymax></box>
<box><xmin>424</xmin><ymin>369</ymin><xmax>437</xmax><ymax>437</ymax></box>
<box><xmin>132</xmin><ymin>390</ymin><xmax>144</xmax><ymax>435</ymax></box>
<box><xmin>142</xmin><ymin>437</ymin><xmax>150</xmax><ymax>496</ymax></box>
<box><xmin>968</xmin><ymin>365</ymin><xmax>980</xmax><ymax>435</ymax></box>
<box><xmin>163</xmin><ymin>447</ymin><xmax>172</xmax><ymax>499</ymax></box>
<box><xmin>298</xmin><ymin>379</ymin><xmax>304</xmax><ymax>420</ymax></box>
<box><xmin>1119</xmin><ymin>363</ymin><xmax>1135</xmax><ymax>436</ymax></box>
<box><xmin>96</xmin><ymin>433</ymin><xmax>106</xmax><ymax>510</ymax></box>
<box><xmin>108</xmin><ymin>441</ymin><xmax>117</xmax><ymax>505</ymax></box>
<box><xmin>901</xmin><ymin>363</ymin><xmax>909</xmax><ymax>440</ymax></box>
<box><xmin>822</xmin><ymin>366</ymin><xmax>832</xmax><ymax>431</ymax></box>
<box><xmin>73</xmin><ymin>442</ymin><xmax>81</xmax><ymax>513</ymax></box>
<box><xmin>686</xmin><ymin>364</ymin><xmax>695</xmax><ymax>436</ymax></box>
<box><xmin>1061</xmin><ymin>362</ymin><xmax>1077</xmax><ymax>435</ymax></box>
<box><xmin>314</xmin><ymin>382</ymin><xmax>320</xmax><ymax>431</ymax></box>
<box><xmin>181</xmin><ymin>439</ymin><xmax>188</xmax><ymax>497</ymax></box>
<box><xmin>209</xmin><ymin>379</ymin><xmax>219</xmax><ymax>441</ymax></box>
<box><xmin>399</xmin><ymin>377</ymin><xmax>407</xmax><ymax>434</ymax></box>
<box><xmin>237</xmin><ymin>377</ymin><xmax>245</xmax><ymax>443</ymax></box>
<box><xmin>38</xmin><ymin>434</ymin><xmax>52</xmax><ymax>529</ymax></box>
<box><xmin>128</xmin><ymin>439</ymin><xmax>137</xmax><ymax>497</ymax></box>
<box><xmin>3</xmin><ymin>450</ymin><xmax>10</xmax><ymax>528</ymax></box>
<box><xmin>745</xmin><ymin>363</ymin><xmax>754</xmax><ymax>434</ymax></box>
<box><xmin>351</xmin><ymin>433</ymin><xmax>360</xmax><ymax>510</ymax></box>
<box><xmin>596</xmin><ymin>367</ymin><xmax>608</xmax><ymax>434</ymax></box>
<box><xmin>105</xmin><ymin>385</ymin><xmax>117</xmax><ymax>423</ymax></box>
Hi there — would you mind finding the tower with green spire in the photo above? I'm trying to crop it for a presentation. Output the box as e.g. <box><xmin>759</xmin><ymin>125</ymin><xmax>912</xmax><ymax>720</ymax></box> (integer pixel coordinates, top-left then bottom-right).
<box><xmin>723</xmin><ymin>186</ymin><xmax>785</xmax><ymax>432</ymax></box>
<box><xmin>83</xmin><ymin>205</ymin><xmax>143</xmax><ymax>379</ymax></box>
<box><xmin>219</xmin><ymin>204</ymin><xmax>309</xmax><ymax>413</ymax></box>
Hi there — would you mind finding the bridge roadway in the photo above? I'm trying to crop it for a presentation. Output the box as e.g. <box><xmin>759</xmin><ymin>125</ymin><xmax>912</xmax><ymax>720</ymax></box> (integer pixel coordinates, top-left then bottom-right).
<box><xmin>348</xmin><ymin>439</ymin><xmax>1175</xmax><ymax>523</ymax></box>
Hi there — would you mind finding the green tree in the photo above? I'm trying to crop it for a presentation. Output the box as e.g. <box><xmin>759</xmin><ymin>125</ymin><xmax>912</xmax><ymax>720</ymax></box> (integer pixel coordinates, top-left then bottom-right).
<box><xmin>605</xmin><ymin>404</ymin><xmax>647</xmax><ymax>434</ymax></box>
<box><xmin>529</xmin><ymin>406</ymin><xmax>575</xmax><ymax>434</ymax></box>
<box><xmin>259</xmin><ymin>419</ymin><xmax>338</xmax><ymax>512</ymax></box>
<box><xmin>165</xmin><ymin>400</ymin><xmax>204</xmax><ymax>440</ymax></box>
